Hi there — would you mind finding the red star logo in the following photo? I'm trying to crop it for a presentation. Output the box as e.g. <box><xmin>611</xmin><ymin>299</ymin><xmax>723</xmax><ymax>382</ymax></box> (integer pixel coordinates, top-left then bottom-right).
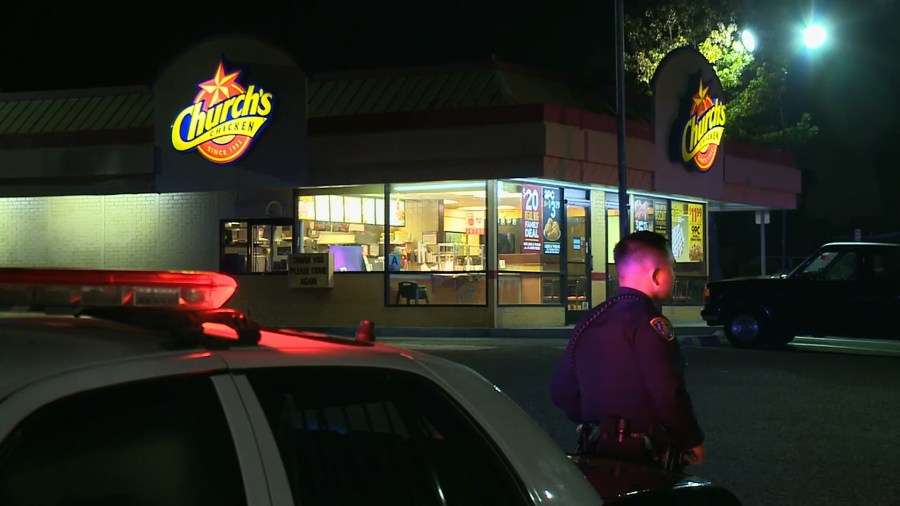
<box><xmin>690</xmin><ymin>79</ymin><xmax>714</xmax><ymax>117</ymax></box>
<box><xmin>197</xmin><ymin>61</ymin><xmax>243</xmax><ymax>107</ymax></box>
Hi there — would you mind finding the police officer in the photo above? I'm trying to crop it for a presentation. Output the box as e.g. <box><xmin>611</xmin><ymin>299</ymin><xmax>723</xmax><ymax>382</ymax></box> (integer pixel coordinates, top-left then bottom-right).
<box><xmin>549</xmin><ymin>230</ymin><xmax>705</xmax><ymax>469</ymax></box>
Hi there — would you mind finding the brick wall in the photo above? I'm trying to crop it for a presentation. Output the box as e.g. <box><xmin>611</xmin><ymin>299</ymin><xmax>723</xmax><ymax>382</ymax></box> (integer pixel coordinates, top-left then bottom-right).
<box><xmin>0</xmin><ymin>192</ymin><xmax>235</xmax><ymax>270</ymax></box>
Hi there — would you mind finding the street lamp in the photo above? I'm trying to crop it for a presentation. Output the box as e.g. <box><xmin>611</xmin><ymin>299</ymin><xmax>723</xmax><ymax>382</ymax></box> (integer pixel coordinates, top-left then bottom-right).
<box><xmin>741</xmin><ymin>29</ymin><xmax>757</xmax><ymax>53</ymax></box>
<box><xmin>802</xmin><ymin>23</ymin><xmax>827</xmax><ymax>49</ymax></box>
<box><xmin>744</xmin><ymin>22</ymin><xmax>828</xmax><ymax>274</ymax></box>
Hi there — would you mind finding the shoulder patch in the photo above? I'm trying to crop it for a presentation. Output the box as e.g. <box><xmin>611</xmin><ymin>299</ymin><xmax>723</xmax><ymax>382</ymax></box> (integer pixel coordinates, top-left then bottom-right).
<box><xmin>649</xmin><ymin>316</ymin><xmax>675</xmax><ymax>342</ymax></box>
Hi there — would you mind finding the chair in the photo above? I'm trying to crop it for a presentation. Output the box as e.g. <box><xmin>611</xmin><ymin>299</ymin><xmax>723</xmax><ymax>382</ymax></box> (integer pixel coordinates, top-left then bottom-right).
<box><xmin>396</xmin><ymin>281</ymin><xmax>429</xmax><ymax>304</ymax></box>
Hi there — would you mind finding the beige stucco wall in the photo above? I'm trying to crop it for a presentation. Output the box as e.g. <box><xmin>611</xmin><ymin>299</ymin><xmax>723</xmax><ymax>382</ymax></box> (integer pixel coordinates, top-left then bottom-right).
<box><xmin>0</xmin><ymin>192</ymin><xmax>233</xmax><ymax>270</ymax></box>
<box><xmin>722</xmin><ymin>152</ymin><xmax>802</xmax><ymax>209</ymax></box>
<box><xmin>225</xmin><ymin>273</ymin><xmax>497</xmax><ymax>329</ymax></box>
<box><xmin>495</xmin><ymin>306</ymin><xmax>565</xmax><ymax>328</ymax></box>
<box><xmin>543</xmin><ymin>123</ymin><xmax>655</xmax><ymax>190</ymax></box>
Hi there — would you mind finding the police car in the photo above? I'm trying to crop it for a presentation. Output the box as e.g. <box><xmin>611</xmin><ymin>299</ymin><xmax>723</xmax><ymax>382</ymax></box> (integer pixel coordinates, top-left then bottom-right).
<box><xmin>0</xmin><ymin>268</ymin><xmax>739</xmax><ymax>505</ymax></box>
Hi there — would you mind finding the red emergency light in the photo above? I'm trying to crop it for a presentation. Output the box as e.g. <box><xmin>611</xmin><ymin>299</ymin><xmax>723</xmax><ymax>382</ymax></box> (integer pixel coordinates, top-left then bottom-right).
<box><xmin>0</xmin><ymin>268</ymin><xmax>238</xmax><ymax>310</ymax></box>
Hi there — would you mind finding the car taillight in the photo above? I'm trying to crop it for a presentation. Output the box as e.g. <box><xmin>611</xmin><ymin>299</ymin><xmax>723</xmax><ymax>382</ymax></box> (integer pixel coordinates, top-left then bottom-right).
<box><xmin>0</xmin><ymin>268</ymin><xmax>238</xmax><ymax>310</ymax></box>
<box><xmin>703</xmin><ymin>285</ymin><xmax>711</xmax><ymax>304</ymax></box>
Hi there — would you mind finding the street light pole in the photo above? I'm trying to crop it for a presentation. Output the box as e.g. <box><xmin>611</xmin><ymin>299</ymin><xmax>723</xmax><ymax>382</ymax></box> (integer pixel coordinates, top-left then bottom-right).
<box><xmin>615</xmin><ymin>0</ymin><xmax>629</xmax><ymax>238</ymax></box>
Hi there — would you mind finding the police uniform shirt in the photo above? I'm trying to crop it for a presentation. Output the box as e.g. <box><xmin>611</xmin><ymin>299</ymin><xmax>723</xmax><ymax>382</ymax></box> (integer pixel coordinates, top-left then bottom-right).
<box><xmin>549</xmin><ymin>287</ymin><xmax>704</xmax><ymax>449</ymax></box>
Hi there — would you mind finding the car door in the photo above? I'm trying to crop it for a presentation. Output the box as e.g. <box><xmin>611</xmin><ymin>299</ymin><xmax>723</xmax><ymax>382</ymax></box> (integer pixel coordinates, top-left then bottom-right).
<box><xmin>789</xmin><ymin>248</ymin><xmax>861</xmax><ymax>336</ymax></box>
<box><xmin>0</xmin><ymin>373</ymin><xmax>259</xmax><ymax>506</ymax></box>
<box><xmin>855</xmin><ymin>247</ymin><xmax>900</xmax><ymax>337</ymax></box>
<box><xmin>231</xmin><ymin>365</ymin><xmax>535</xmax><ymax>506</ymax></box>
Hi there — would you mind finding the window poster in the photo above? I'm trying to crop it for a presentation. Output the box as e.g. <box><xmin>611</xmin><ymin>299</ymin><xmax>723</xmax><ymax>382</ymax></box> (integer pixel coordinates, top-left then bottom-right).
<box><xmin>606</xmin><ymin>194</ymin><xmax>620</xmax><ymax>262</ymax></box>
<box><xmin>314</xmin><ymin>195</ymin><xmax>330</xmax><ymax>222</ymax></box>
<box><xmin>688</xmin><ymin>203</ymin><xmax>704</xmax><ymax>262</ymax></box>
<box><xmin>670</xmin><ymin>203</ymin><xmax>688</xmax><ymax>262</ymax></box>
<box><xmin>541</xmin><ymin>186</ymin><xmax>561</xmax><ymax>255</ymax></box>
<box><xmin>465</xmin><ymin>212</ymin><xmax>485</xmax><ymax>235</ymax></box>
<box><xmin>653</xmin><ymin>199</ymin><xmax>668</xmax><ymax>238</ymax></box>
<box><xmin>389</xmin><ymin>199</ymin><xmax>406</xmax><ymax>226</ymax></box>
<box><xmin>521</xmin><ymin>184</ymin><xmax>542</xmax><ymax>252</ymax></box>
<box><xmin>633</xmin><ymin>196</ymin><xmax>653</xmax><ymax>232</ymax></box>
<box><xmin>671</xmin><ymin>201</ymin><xmax>703</xmax><ymax>263</ymax></box>
<box><xmin>298</xmin><ymin>196</ymin><xmax>316</xmax><ymax>220</ymax></box>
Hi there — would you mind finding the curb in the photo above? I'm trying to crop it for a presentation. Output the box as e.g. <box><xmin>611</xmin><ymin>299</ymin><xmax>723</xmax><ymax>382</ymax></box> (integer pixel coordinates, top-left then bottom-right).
<box><xmin>677</xmin><ymin>334</ymin><xmax>724</xmax><ymax>347</ymax></box>
<box><xmin>291</xmin><ymin>325</ymin><xmax>726</xmax><ymax>346</ymax></box>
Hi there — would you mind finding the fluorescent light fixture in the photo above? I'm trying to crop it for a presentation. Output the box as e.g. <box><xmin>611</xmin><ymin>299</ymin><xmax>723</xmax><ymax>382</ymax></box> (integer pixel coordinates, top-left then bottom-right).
<box><xmin>511</xmin><ymin>178</ymin><xmax>710</xmax><ymax>205</ymax></box>
<box><xmin>443</xmin><ymin>199</ymin><xmax>459</xmax><ymax>204</ymax></box>
<box><xmin>498</xmin><ymin>205</ymin><xmax>517</xmax><ymax>210</ymax></box>
<box><xmin>392</xmin><ymin>181</ymin><xmax>486</xmax><ymax>192</ymax></box>
<box><xmin>510</xmin><ymin>178</ymin><xmax>597</xmax><ymax>192</ymax></box>
<box><xmin>457</xmin><ymin>206</ymin><xmax>487</xmax><ymax>211</ymax></box>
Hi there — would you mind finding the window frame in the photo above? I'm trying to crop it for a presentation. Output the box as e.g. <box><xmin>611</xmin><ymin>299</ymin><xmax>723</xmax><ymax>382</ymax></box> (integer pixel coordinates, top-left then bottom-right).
<box><xmin>386</xmin><ymin>181</ymin><xmax>490</xmax><ymax>307</ymax></box>
<box><xmin>220</xmin><ymin>217</ymin><xmax>295</xmax><ymax>275</ymax></box>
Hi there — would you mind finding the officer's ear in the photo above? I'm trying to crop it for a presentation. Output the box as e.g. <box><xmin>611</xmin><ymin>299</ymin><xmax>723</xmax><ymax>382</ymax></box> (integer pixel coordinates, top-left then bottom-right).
<box><xmin>651</xmin><ymin>267</ymin><xmax>662</xmax><ymax>286</ymax></box>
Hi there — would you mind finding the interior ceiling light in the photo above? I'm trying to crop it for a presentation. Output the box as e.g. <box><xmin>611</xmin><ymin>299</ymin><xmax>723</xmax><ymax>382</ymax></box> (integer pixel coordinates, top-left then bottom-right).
<box><xmin>393</xmin><ymin>181</ymin><xmax>486</xmax><ymax>192</ymax></box>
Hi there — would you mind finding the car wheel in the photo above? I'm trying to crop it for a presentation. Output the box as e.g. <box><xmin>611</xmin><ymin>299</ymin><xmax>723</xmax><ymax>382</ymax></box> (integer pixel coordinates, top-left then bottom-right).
<box><xmin>724</xmin><ymin>311</ymin><xmax>767</xmax><ymax>348</ymax></box>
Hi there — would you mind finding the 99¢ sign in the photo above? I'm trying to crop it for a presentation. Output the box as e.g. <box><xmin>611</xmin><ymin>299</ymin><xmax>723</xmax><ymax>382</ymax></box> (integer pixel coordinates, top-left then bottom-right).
<box><xmin>522</xmin><ymin>185</ymin><xmax>542</xmax><ymax>252</ymax></box>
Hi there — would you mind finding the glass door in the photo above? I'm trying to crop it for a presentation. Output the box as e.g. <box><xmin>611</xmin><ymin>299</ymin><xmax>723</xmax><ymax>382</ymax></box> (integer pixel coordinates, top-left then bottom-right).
<box><xmin>565</xmin><ymin>200</ymin><xmax>591</xmax><ymax>324</ymax></box>
<box><xmin>251</xmin><ymin>224</ymin><xmax>272</xmax><ymax>273</ymax></box>
<box><xmin>220</xmin><ymin>218</ymin><xmax>293</xmax><ymax>274</ymax></box>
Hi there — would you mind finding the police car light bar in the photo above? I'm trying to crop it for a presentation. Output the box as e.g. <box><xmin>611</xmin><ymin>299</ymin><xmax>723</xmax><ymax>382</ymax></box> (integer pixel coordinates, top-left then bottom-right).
<box><xmin>0</xmin><ymin>268</ymin><xmax>238</xmax><ymax>310</ymax></box>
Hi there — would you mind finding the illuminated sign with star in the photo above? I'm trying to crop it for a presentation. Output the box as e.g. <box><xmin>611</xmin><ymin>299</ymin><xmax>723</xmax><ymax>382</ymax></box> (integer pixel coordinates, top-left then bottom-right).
<box><xmin>171</xmin><ymin>59</ymin><xmax>274</xmax><ymax>165</ymax></box>
<box><xmin>679</xmin><ymin>78</ymin><xmax>726</xmax><ymax>172</ymax></box>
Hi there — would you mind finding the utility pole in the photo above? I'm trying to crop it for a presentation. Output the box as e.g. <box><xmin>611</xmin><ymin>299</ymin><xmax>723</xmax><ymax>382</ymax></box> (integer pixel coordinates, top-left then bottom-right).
<box><xmin>615</xmin><ymin>0</ymin><xmax>629</xmax><ymax>237</ymax></box>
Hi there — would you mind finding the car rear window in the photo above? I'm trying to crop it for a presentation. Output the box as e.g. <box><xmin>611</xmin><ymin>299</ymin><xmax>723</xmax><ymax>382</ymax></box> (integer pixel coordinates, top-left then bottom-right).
<box><xmin>246</xmin><ymin>366</ymin><xmax>530</xmax><ymax>506</ymax></box>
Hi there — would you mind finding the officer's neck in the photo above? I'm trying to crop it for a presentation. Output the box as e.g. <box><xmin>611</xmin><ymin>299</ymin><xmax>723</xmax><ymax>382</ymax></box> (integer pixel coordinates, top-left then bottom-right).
<box><xmin>617</xmin><ymin>280</ymin><xmax>654</xmax><ymax>299</ymax></box>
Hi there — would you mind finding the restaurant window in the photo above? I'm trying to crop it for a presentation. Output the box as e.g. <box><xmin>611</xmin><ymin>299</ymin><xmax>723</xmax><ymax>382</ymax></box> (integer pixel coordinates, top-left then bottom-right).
<box><xmin>632</xmin><ymin>195</ymin><xmax>669</xmax><ymax>239</ymax></box>
<box><xmin>295</xmin><ymin>185</ymin><xmax>386</xmax><ymax>273</ymax></box>
<box><xmin>387</xmin><ymin>181</ymin><xmax>487</xmax><ymax>305</ymax></box>
<box><xmin>221</xmin><ymin>218</ymin><xmax>293</xmax><ymax>274</ymax></box>
<box><xmin>496</xmin><ymin>181</ymin><xmax>562</xmax><ymax>305</ymax></box>
<box><xmin>606</xmin><ymin>196</ymin><xmax>706</xmax><ymax>305</ymax></box>
<box><xmin>670</xmin><ymin>200</ymin><xmax>707</xmax><ymax>305</ymax></box>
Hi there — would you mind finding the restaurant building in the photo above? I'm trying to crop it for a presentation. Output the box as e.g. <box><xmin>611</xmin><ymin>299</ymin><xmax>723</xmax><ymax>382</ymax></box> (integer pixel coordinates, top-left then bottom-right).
<box><xmin>0</xmin><ymin>37</ymin><xmax>800</xmax><ymax>330</ymax></box>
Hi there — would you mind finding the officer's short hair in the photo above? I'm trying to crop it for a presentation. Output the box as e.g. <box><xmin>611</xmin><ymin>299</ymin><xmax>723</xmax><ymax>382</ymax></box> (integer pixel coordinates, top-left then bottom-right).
<box><xmin>613</xmin><ymin>231</ymin><xmax>671</xmax><ymax>267</ymax></box>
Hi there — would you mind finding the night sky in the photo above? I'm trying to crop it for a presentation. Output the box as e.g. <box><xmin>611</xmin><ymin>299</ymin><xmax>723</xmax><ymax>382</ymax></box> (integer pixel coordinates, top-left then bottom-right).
<box><xmin>3</xmin><ymin>1</ymin><xmax>899</xmax><ymax>252</ymax></box>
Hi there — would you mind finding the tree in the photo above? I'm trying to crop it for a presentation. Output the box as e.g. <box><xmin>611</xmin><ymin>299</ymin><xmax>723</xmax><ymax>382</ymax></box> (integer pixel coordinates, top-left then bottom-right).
<box><xmin>623</xmin><ymin>0</ymin><xmax>818</xmax><ymax>148</ymax></box>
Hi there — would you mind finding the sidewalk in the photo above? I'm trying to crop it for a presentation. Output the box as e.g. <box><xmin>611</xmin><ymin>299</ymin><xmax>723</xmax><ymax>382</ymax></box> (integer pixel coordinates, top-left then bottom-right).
<box><xmin>300</xmin><ymin>322</ymin><xmax>725</xmax><ymax>346</ymax></box>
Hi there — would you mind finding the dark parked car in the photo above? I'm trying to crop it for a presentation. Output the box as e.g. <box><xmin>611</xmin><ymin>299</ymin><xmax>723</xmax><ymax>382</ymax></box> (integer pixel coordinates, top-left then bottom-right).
<box><xmin>702</xmin><ymin>242</ymin><xmax>900</xmax><ymax>347</ymax></box>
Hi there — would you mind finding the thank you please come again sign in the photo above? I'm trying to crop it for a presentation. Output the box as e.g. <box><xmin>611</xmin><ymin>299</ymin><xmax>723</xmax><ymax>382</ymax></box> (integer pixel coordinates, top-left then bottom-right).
<box><xmin>289</xmin><ymin>253</ymin><xmax>334</xmax><ymax>288</ymax></box>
